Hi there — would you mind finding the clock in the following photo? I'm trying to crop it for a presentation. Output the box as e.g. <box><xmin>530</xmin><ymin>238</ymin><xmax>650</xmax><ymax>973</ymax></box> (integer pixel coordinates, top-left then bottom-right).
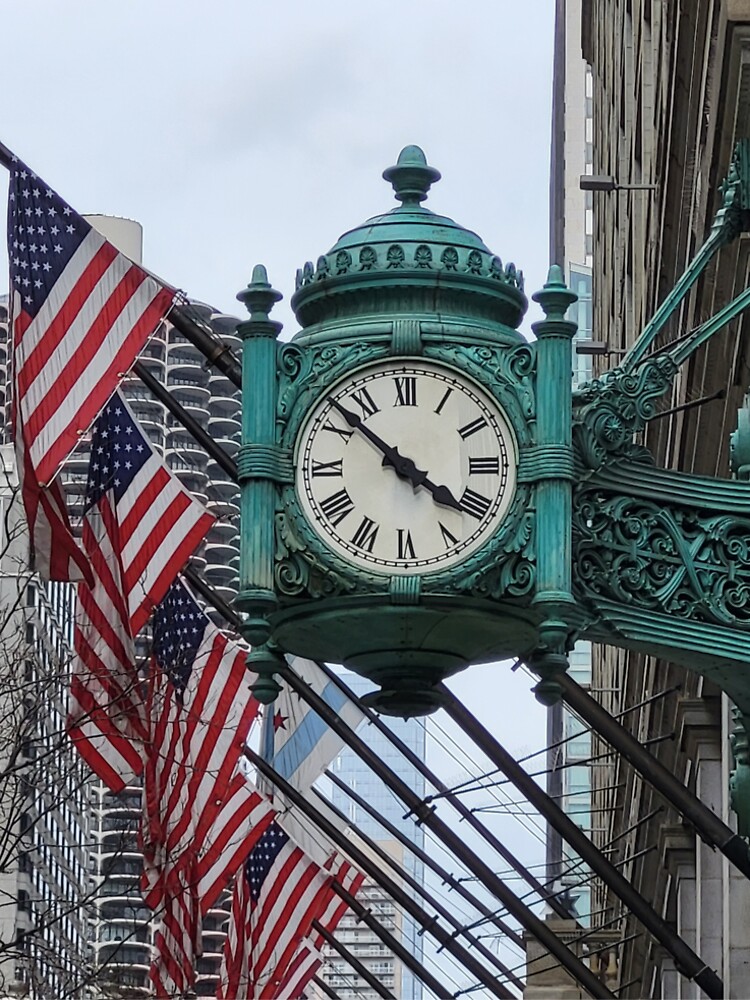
<box><xmin>295</xmin><ymin>359</ymin><xmax>518</xmax><ymax>575</ymax></box>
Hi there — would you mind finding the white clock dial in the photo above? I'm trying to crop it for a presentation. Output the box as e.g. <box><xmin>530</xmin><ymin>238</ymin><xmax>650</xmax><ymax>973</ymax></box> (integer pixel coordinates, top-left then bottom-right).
<box><xmin>295</xmin><ymin>360</ymin><xmax>518</xmax><ymax>574</ymax></box>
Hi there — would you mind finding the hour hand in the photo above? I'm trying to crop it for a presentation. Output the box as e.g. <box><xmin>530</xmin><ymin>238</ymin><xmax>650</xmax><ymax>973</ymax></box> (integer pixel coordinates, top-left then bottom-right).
<box><xmin>420</xmin><ymin>476</ymin><xmax>463</xmax><ymax>512</ymax></box>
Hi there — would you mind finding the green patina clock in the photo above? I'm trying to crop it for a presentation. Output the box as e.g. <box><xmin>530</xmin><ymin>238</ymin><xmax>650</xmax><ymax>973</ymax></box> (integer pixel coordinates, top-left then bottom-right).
<box><xmin>235</xmin><ymin>145</ymin><xmax>575</xmax><ymax>715</ymax></box>
<box><xmin>235</xmin><ymin>139</ymin><xmax>750</xmax><ymax>829</ymax></box>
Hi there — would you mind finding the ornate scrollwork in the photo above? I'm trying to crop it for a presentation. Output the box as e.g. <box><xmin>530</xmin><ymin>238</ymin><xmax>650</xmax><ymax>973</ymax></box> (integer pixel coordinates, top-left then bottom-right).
<box><xmin>573</xmin><ymin>355</ymin><xmax>678</xmax><ymax>469</ymax></box>
<box><xmin>426</xmin><ymin>341</ymin><xmax>536</xmax><ymax>432</ymax></box>
<box><xmin>276</xmin><ymin>341</ymin><xmax>390</xmax><ymax>442</ymax></box>
<box><xmin>275</xmin><ymin>503</ymin><xmax>356</xmax><ymax>599</ymax></box>
<box><xmin>450</xmin><ymin>509</ymin><xmax>535</xmax><ymax>600</ymax></box>
<box><xmin>573</xmin><ymin>487</ymin><xmax>750</xmax><ymax>628</ymax></box>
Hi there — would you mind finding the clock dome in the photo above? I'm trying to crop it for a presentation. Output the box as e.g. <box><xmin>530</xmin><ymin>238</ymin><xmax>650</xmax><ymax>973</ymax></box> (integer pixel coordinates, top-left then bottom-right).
<box><xmin>291</xmin><ymin>146</ymin><xmax>527</xmax><ymax>334</ymax></box>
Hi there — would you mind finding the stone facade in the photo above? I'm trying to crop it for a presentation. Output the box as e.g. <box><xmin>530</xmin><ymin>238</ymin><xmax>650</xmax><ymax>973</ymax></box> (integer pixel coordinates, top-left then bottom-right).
<box><xmin>581</xmin><ymin>1</ymin><xmax>750</xmax><ymax>996</ymax></box>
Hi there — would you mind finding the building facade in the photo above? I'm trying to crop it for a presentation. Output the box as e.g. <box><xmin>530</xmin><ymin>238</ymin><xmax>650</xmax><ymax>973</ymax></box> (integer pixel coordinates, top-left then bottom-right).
<box><xmin>0</xmin><ymin>436</ymin><xmax>91</xmax><ymax>999</ymax></box>
<box><xmin>580</xmin><ymin>1</ymin><xmax>750</xmax><ymax>996</ymax></box>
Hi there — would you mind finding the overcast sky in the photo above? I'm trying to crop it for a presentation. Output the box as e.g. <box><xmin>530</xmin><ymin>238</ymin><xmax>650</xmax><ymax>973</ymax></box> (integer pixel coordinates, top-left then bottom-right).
<box><xmin>2</xmin><ymin>3</ymin><xmax>555</xmax><ymax>977</ymax></box>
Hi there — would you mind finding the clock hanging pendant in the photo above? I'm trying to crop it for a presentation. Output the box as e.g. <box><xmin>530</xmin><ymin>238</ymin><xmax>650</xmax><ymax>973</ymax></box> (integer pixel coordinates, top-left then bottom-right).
<box><xmin>296</xmin><ymin>359</ymin><xmax>518</xmax><ymax>573</ymax></box>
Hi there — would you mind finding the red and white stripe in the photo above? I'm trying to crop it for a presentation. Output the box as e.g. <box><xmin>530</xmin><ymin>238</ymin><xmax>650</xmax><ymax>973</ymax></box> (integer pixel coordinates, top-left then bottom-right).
<box><xmin>218</xmin><ymin>842</ymin><xmax>364</xmax><ymax>1000</ymax></box>
<box><xmin>14</xmin><ymin>228</ymin><xmax>175</xmax><ymax>487</ymax></box>
<box><xmin>67</xmin><ymin>399</ymin><xmax>214</xmax><ymax>792</ymax></box>
<box><xmin>149</xmin><ymin>863</ymin><xmax>202</xmax><ymax>1000</ymax></box>
<box><xmin>141</xmin><ymin>623</ymin><xmax>261</xmax><ymax>896</ymax></box>
<box><xmin>195</xmin><ymin>775</ymin><xmax>276</xmax><ymax>909</ymax></box>
<box><xmin>116</xmin><ymin>452</ymin><xmax>215</xmax><ymax>634</ymax></box>
<box><xmin>271</xmin><ymin>860</ymin><xmax>365</xmax><ymax>1000</ymax></box>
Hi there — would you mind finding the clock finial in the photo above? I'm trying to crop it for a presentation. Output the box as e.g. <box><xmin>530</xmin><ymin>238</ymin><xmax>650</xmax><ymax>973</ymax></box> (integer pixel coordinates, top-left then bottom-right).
<box><xmin>383</xmin><ymin>145</ymin><xmax>441</xmax><ymax>205</ymax></box>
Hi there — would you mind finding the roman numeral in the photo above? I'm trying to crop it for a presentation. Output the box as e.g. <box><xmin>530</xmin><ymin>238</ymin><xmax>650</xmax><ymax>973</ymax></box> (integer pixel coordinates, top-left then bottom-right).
<box><xmin>319</xmin><ymin>489</ymin><xmax>355</xmax><ymax>527</ymax></box>
<box><xmin>469</xmin><ymin>456</ymin><xmax>500</xmax><ymax>475</ymax></box>
<box><xmin>458</xmin><ymin>416</ymin><xmax>488</xmax><ymax>439</ymax></box>
<box><xmin>351</xmin><ymin>516</ymin><xmax>379</xmax><ymax>553</ymax></box>
<box><xmin>394</xmin><ymin>376</ymin><xmax>417</xmax><ymax>407</ymax></box>
<box><xmin>434</xmin><ymin>387</ymin><xmax>453</xmax><ymax>415</ymax></box>
<box><xmin>439</xmin><ymin>522</ymin><xmax>459</xmax><ymax>549</ymax></box>
<box><xmin>349</xmin><ymin>387</ymin><xmax>380</xmax><ymax>419</ymax></box>
<box><xmin>322</xmin><ymin>421</ymin><xmax>354</xmax><ymax>444</ymax></box>
<box><xmin>460</xmin><ymin>487</ymin><xmax>491</xmax><ymax>520</ymax></box>
<box><xmin>312</xmin><ymin>459</ymin><xmax>344</xmax><ymax>477</ymax></box>
<box><xmin>397</xmin><ymin>529</ymin><xmax>416</xmax><ymax>560</ymax></box>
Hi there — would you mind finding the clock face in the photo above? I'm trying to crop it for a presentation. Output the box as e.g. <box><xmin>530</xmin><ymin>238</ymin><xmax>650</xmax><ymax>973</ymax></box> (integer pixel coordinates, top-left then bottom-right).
<box><xmin>295</xmin><ymin>360</ymin><xmax>518</xmax><ymax>574</ymax></box>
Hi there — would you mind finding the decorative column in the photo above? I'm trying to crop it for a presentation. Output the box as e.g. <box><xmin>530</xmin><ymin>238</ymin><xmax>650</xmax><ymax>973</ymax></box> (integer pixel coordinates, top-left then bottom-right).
<box><xmin>236</xmin><ymin>264</ymin><xmax>286</xmax><ymax>701</ymax></box>
<box><xmin>528</xmin><ymin>266</ymin><xmax>577</xmax><ymax>704</ymax></box>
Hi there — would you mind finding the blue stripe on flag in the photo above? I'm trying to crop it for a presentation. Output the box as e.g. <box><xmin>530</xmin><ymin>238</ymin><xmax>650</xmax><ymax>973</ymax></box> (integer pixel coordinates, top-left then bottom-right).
<box><xmin>272</xmin><ymin>680</ymin><xmax>349</xmax><ymax>781</ymax></box>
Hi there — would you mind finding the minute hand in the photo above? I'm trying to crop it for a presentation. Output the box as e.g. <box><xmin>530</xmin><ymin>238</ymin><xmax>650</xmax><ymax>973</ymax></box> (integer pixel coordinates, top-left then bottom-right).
<box><xmin>327</xmin><ymin>398</ymin><xmax>463</xmax><ymax>512</ymax></box>
<box><xmin>328</xmin><ymin>398</ymin><xmax>424</xmax><ymax>483</ymax></box>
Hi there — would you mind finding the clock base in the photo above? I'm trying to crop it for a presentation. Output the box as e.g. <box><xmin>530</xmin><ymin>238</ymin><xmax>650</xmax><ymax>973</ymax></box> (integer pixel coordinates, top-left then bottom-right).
<box><xmin>270</xmin><ymin>596</ymin><xmax>539</xmax><ymax>717</ymax></box>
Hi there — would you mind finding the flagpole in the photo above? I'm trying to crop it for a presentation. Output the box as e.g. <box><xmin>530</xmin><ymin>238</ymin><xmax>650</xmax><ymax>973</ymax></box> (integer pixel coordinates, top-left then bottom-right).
<box><xmin>0</xmin><ymin>141</ymin><xmax>13</xmax><ymax>170</ymax></box>
<box><xmin>313</xmin><ymin>974</ymin><xmax>342</xmax><ymax>1000</ymax></box>
<box><xmin>328</xmin><ymin>881</ymin><xmax>453</xmax><ymax>1000</ymax></box>
<box><xmin>313</xmin><ymin>660</ymin><xmax>569</xmax><ymax>919</ymax></box>
<box><xmin>437</xmin><ymin>686</ymin><xmax>725</xmax><ymax>999</ymax></box>
<box><xmin>247</xmin><ymin>747</ymin><xmax>519</xmax><ymax>1000</ymax></box>
<box><xmin>311</xmin><ymin>920</ymin><xmax>397</xmax><ymax>1000</ymax></box>
<box><xmin>168</xmin><ymin>302</ymin><xmax>243</xmax><ymax>388</ymax></box>
<box><xmin>315</xmin><ymin>787</ymin><xmax>525</xmax><ymax>992</ymax></box>
<box><xmin>557</xmin><ymin>671</ymin><xmax>750</xmax><ymax>878</ymax></box>
<box><xmin>131</xmin><ymin>361</ymin><xmax>239</xmax><ymax>481</ymax></box>
<box><xmin>320</xmin><ymin>777</ymin><xmax>527</xmax><ymax>964</ymax></box>
<box><xmin>274</xmin><ymin>664</ymin><xmax>614</xmax><ymax>999</ymax></box>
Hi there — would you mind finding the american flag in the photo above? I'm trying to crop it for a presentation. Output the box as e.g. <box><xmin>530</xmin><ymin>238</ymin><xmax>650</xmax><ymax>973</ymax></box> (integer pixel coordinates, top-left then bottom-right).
<box><xmin>218</xmin><ymin>822</ymin><xmax>364</xmax><ymax>1000</ymax></box>
<box><xmin>270</xmin><ymin>860</ymin><xmax>365</xmax><ymax>1000</ymax></box>
<box><xmin>150</xmin><ymin>863</ymin><xmax>202</xmax><ymax>1000</ymax></box>
<box><xmin>6</xmin><ymin>155</ymin><xmax>175</xmax><ymax>489</ymax></box>
<box><xmin>67</xmin><ymin>394</ymin><xmax>214</xmax><ymax>791</ymax></box>
<box><xmin>144</xmin><ymin>579</ymin><xmax>275</xmax><ymax>993</ymax></box>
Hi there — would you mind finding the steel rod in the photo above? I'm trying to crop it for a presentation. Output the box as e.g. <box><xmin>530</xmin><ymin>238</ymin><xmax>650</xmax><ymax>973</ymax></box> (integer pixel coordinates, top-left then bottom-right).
<box><xmin>330</xmin><ymin>880</ymin><xmax>454</xmax><ymax>1000</ymax></box>
<box><xmin>316</xmin><ymin>785</ymin><xmax>524</xmax><ymax>991</ymax></box>
<box><xmin>312</xmin><ymin>919</ymin><xmax>397</xmax><ymax>1000</ymax></box>
<box><xmin>558</xmin><ymin>673</ymin><xmax>750</xmax><ymax>879</ymax></box>
<box><xmin>324</xmin><ymin>771</ymin><xmax>525</xmax><ymax>955</ymax></box>
<box><xmin>248</xmin><ymin>747</ymin><xmax>516</xmax><ymax>1000</ymax></box>
<box><xmin>437</xmin><ymin>685</ymin><xmax>724</xmax><ymax>998</ymax></box>
<box><xmin>276</xmin><ymin>663</ymin><xmax>614</xmax><ymax>1000</ymax></box>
